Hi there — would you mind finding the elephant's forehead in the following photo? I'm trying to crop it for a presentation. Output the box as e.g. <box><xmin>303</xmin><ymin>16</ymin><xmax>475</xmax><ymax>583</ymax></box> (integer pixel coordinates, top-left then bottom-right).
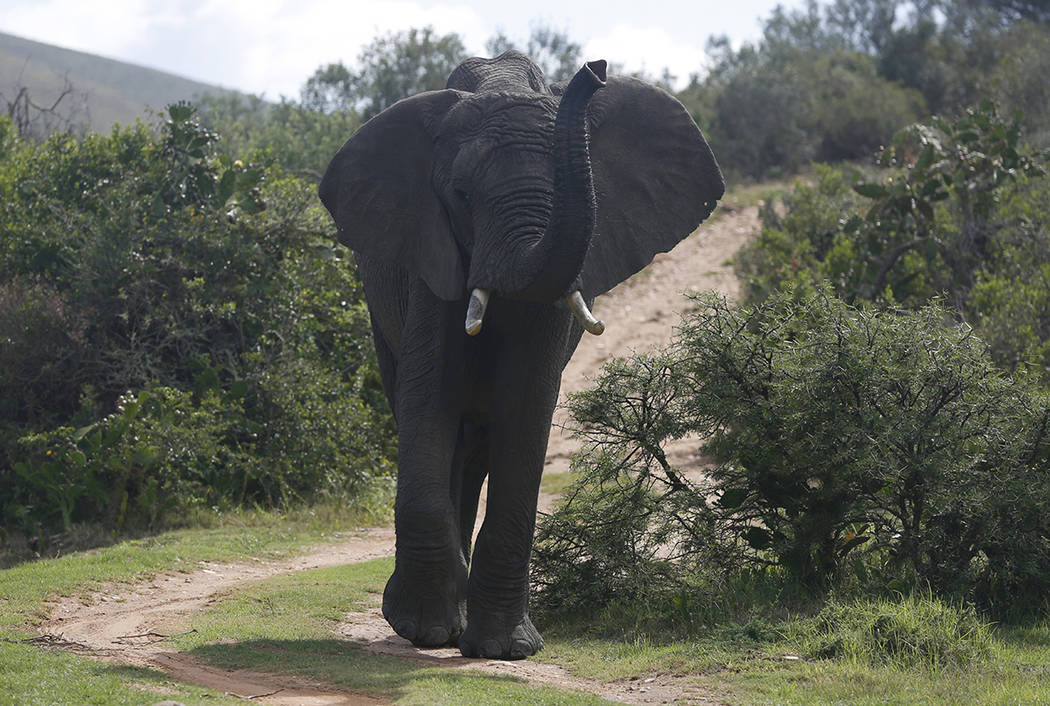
<box><xmin>447</xmin><ymin>93</ymin><xmax>557</xmax><ymax>140</ymax></box>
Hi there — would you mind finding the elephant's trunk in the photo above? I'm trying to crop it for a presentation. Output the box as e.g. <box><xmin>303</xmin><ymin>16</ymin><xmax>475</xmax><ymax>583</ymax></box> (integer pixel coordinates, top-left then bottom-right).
<box><xmin>471</xmin><ymin>61</ymin><xmax>606</xmax><ymax>303</ymax></box>
<box><xmin>520</xmin><ymin>60</ymin><xmax>606</xmax><ymax>300</ymax></box>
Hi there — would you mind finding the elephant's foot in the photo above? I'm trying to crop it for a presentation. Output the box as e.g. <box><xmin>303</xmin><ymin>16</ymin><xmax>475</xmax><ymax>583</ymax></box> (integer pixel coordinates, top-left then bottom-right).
<box><xmin>459</xmin><ymin>612</ymin><xmax>544</xmax><ymax>660</ymax></box>
<box><xmin>383</xmin><ymin>561</ymin><xmax>466</xmax><ymax>648</ymax></box>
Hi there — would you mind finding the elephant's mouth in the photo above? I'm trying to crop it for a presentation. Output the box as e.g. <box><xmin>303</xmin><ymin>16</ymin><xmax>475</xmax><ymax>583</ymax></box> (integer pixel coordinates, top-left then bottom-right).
<box><xmin>464</xmin><ymin>287</ymin><xmax>604</xmax><ymax>336</ymax></box>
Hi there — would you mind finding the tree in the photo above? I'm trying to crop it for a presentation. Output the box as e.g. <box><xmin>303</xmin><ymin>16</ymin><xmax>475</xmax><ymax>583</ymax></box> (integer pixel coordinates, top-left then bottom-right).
<box><xmin>485</xmin><ymin>23</ymin><xmax>582</xmax><ymax>82</ymax></box>
<box><xmin>352</xmin><ymin>27</ymin><xmax>467</xmax><ymax>119</ymax></box>
<box><xmin>301</xmin><ymin>27</ymin><xmax>466</xmax><ymax>119</ymax></box>
<box><xmin>1</xmin><ymin>75</ymin><xmax>89</xmax><ymax>141</ymax></box>
<box><xmin>951</xmin><ymin>0</ymin><xmax>1050</xmax><ymax>24</ymax></box>
<box><xmin>825</xmin><ymin>0</ymin><xmax>901</xmax><ymax>53</ymax></box>
<box><xmin>300</xmin><ymin>62</ymin><xmax>355</xmax><ymax>114</ymax></box>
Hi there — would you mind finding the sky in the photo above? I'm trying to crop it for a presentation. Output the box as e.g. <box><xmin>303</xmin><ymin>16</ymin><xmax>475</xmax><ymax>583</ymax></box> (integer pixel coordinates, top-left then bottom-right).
<box><xmin>0</xmin><ymin>0</ymin><xmax>804</xmax><ymax>98</ymax></box>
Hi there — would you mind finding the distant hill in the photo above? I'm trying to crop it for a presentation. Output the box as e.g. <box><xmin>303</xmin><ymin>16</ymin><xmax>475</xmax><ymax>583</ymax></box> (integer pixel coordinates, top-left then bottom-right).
<box><xmin>0</xmin><ymin>31</ymin><xmax>240</xmax><ymax>134</ymax></box>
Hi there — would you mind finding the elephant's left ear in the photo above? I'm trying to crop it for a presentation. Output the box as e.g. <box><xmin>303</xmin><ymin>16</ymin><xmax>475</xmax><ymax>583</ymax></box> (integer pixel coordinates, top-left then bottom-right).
<box><xmin>579</xmin><ymin>77</ymin><xmax>725</xmax><ymax>299</ymax></box>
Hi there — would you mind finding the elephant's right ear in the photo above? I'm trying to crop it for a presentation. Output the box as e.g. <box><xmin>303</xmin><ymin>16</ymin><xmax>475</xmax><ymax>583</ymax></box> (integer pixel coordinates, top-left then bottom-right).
<box><xmin>319</xmin><ymin>90</ymin><xmax>466</xmax><ymax>301</ymax></box>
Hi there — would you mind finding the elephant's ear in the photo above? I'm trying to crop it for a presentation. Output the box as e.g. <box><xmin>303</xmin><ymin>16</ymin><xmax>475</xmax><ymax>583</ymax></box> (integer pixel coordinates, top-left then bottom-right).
<box><xmin>319</xmin><ymin>89</ymin><xmax>467</xmax><ymax>301</ymax></box>
<box><xmin>579</xmin><ymin>77</ymin><xmax>725</xmax><ymax>299</ymax></box>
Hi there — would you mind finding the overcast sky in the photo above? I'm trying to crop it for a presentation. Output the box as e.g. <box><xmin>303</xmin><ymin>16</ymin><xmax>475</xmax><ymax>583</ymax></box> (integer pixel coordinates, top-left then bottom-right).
<box><xmin>0</xmin><ymin>0</ymin><xmax>804</xmax><ymax>97</ymax></box>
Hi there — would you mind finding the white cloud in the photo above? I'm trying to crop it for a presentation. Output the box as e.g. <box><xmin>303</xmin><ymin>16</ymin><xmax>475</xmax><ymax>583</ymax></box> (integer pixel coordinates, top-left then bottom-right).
<box><xmin>0</xmin><ymin>0</ymin><xmax>490</xmax><ymax>96</ymax></box>
<box><xmin>0</xmin><ymin>0</ymin><xmax>156</xmax><ymax>57</ymax></box>
<box><xmin>0</xmin><ymin>0</ymin><xmax>798</xmax><ymax>96</ymax></box>
<box><xmin>584</xmin><ymin>24</ymin><xmax>709</xmax><ymax>89</ymax></box>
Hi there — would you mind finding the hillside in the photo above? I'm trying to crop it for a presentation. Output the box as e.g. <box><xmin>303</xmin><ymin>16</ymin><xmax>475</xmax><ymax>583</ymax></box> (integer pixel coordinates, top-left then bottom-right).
<box><xmin>0</xmin><ymin>30</ymin><xmax>238</xmax><ymax>133</ymax></box>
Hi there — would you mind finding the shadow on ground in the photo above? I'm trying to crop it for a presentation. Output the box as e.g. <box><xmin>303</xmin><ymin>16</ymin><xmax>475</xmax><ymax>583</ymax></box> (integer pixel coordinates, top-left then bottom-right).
<box><xmin>188</xmin><ymin>638</ymin><xmax>609</xmax><ymax>704</ymax></box>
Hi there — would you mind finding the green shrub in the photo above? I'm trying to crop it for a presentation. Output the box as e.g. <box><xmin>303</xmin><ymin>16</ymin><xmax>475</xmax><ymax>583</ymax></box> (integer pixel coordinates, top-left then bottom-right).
<box><xmin>737</xmin><ymin>103</ymin><xmax>1050</xmax><ymax>389</ymax></box>
<box><xmin>0</xmin><ymin>104</ymin><xmax>394</xmax><ymax>538</ymax></box>
<box><xmin>13</xmin><ymin>386</ymin><xmax>249</xmax><ymax>533</ymax></box>
<box><xmin>787</xmin><ymin>594</ymin><xmax>997</xmax><ymax>669</ymax></box>
<box><xmin>969</xmin><ymin>174</ymin><xmax>1050</xmax><ymax>380</ymax></box>
<box><xmin>738</xmin><ymin>102</ymin><xmax>1046</xmax><ymax>311</ymax></box>
<box><xmin>198</xmin><ymin>93</ymin><xmax>363</xmax><ymax>179</ymax></box>
<box><xmin>533</xmin><ymin>288</ymin><xmax>1050</xmax><ymax>617</ymax></box>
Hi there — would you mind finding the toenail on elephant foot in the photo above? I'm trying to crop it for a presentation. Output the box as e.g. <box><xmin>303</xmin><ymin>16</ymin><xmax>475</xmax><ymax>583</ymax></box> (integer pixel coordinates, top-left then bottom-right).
<box><xmin>388</xmin><ymin>613</ymin><xmax>463</xmax><ymax>648</ymax></box>
<box><xmin>459</xmin><ymin>615</ymin><xmax>544</xmax><ymax>659</ymax></box>
<box><xmin>383</xmin><ymin>569</ymin><xmax>466</xmax><ymax>648</ymax></box>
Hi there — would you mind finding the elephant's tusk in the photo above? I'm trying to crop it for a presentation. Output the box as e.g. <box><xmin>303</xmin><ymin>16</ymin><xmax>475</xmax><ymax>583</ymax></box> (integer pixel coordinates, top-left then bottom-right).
<box><xmin>465</xmin><ymin>288</ymin><xmax>490</xmax><ymax>336</ymax></box>
<box><xmin>567</xmin><ymin>291</ymin><xmax>605</xmax><ymax>335</ymax></box>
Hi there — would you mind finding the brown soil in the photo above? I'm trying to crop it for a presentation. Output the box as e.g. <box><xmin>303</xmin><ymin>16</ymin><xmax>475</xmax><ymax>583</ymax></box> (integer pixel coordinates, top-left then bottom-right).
<box><xmin>36</xmin><ymin>205</ymin><xmax>758</xmax><ymax>705</ymax></box>
<box><xmin>44</xmin><ymin>528</ymin><xmax>396</xmax><ymax>705</ymax></box>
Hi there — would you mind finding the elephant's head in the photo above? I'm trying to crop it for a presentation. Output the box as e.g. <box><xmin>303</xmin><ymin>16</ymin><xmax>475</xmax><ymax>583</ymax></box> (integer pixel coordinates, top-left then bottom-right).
<box><xmin>319</xmin><ymin>52</ymin><xmax>724</xmax><ymax>335</ymax></box>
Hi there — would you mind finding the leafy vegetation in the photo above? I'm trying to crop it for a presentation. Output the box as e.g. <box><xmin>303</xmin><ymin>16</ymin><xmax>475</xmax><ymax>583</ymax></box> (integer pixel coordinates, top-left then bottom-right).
<box><xmin>736</xmin><ymin>101</ymin><xmax>1050</xmax><ymax>378</ymax></box>
<box><xmin>197</xmin><ymin>92</ymin><xmax>362</xmax><ymax>180</ymax></box>
<box><xmin>535</xmin><ymin>288</ymin><xmax>1050</xmax><ymax>618</ymax></box>
<box><xmin>679</xmin><ymin>0</ymin><xmax>1050</xmax><ymax>180</ymax></box>
<box><xmin>0</xmin><ymin>104</ymin><xmax>394</xmax><ymax>543</ymax></box>
<box><xmin>301</xmin><ymin>27</ymin><xmax>467</xmax><ymax>119</ymax></box>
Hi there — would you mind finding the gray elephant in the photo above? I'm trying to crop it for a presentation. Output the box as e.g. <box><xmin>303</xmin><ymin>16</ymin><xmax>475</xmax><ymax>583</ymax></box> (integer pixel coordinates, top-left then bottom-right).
<box><xmin>319</xmin><ymin>51</ymin><xmax>723</xmax><ymax>659</ymax></box>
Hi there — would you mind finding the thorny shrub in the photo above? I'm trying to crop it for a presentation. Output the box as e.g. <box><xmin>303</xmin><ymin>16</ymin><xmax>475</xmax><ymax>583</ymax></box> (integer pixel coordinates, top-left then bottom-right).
<box><xmin>533</xmin><ymin>288</ymin><xmax>1050</xmax><ymax>622</ymax></box>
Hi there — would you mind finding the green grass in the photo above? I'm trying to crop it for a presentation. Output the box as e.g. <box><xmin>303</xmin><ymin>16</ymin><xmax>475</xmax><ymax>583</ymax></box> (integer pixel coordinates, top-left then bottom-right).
<box><xmin>0</xmin><ymin>508</ymin><xmax>609</xmax><ymax>705</ymax></box>
<box><xmin>534</xmin><ymin>597</ymin><xmax>1050</xmax><ymax>705</ymax></box>
<box><xmin>0</xmin><ymin>499</ymin><xmax>393</xmax><ymax>705</ymax></box>
<box><xmin>4</xmin><ymin>486</ymin><xmax>1050</xmax><ymax>704</ymax></box>
<box><xmin>0</xmin><ymin>637</ymin><xmax>237</xmax><ymax>705</ymax></box>
<box><xmin>540</xmin><ymin>471</ymin><xmax>574</xmax><ymax>497</ymax></box>
<box><xmin>0</xmin><ymin>497</ymin><xmax>390</xmax><ymax>630</ymax></box>
<box><xmin>172</xmin><ymin>558</ymin><xmax>614</xmax><ymax>705</ymax></box>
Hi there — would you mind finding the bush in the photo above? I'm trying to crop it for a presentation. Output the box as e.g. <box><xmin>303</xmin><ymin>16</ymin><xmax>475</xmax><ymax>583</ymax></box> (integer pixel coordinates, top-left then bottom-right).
<box><xmin>533</xmin><ymin>288</ymin><xmax>1050</xmax><ymax>618</ymax></box>
<box><xmin>13</xmin><ymin>386</ymin><xmax>249</xmax><ymax>533</ymax></box>
<box><xmin>736</xmin><ymin>103</ymin><xmax>1050</xmax><ymax>387</ymax></box>
<box><xmin>198</xmin><ymin>93</ymin><xmax>362</xmax><ymax>179</ymax></box>
<box><xmin>738</xmin><ymin>102</ymin><xmax>1046</xmax><ymax>311</ymax></box>
<box><xmin>787</xmin><ymin>594</ymin><xmax>997</xmax><ymax>669</ymax></box>
<box><xmin>0</xmin><ymin>105</ymin><xmax>394</xmax><ymax>538</ymax></box>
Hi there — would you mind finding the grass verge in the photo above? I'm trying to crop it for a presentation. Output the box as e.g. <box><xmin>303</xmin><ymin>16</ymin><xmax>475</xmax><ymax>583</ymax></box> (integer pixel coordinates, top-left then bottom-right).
<box><xmin>0</xmin><ymin>491</ymin><xmax>392</xmax><ymax>630</ymax></box>
<box><xmin>0</xmin><ymin>494</ymin><xmax>392</xmax><ymax>704</ymax></box>
<box><xmin>535</xmin><ymin>596</ymin><xmax>1050</xmax><ymax>705</ymax></box>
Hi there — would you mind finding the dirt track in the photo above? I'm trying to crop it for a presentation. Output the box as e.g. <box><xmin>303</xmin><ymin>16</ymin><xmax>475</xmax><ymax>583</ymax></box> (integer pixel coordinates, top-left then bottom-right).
<box><xmin>38</xmin><ymin>205</ymin><xmax>759</xmax><ymax>705</ymax></box>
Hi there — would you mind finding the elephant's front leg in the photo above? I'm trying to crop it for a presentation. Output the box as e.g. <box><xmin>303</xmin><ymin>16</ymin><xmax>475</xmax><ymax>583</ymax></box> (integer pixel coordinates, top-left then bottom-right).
<box><xmin>459</xmin><ymin>315</ymin><xmax>569</xmax><ymax>659</ymax></box>
<box><xmin>383</xmin><ymin>295</ymin><xmax>468</xmax><ymax>648</ymax></box>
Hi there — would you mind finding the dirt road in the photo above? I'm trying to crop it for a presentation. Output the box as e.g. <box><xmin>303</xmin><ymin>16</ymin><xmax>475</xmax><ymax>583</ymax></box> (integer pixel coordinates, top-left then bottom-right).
<box><xmin>39</xmin><ymin>204</ymin><xmax>759</xmax><ymax>705</ymax></box>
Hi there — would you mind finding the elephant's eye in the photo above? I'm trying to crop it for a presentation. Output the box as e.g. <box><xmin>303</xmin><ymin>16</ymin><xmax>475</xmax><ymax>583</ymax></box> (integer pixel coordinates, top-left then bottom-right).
<box><xmin>456</xmin><ymin>189</ymin><xmax>472</xmax><ymax>206</ymax></box>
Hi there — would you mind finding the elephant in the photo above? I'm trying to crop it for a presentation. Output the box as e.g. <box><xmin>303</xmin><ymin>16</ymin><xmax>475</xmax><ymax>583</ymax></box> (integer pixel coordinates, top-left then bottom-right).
<box><xmin>319</xmin><ymin>50</ymin><xmax>723</xmax><ymax>660</ymax></box>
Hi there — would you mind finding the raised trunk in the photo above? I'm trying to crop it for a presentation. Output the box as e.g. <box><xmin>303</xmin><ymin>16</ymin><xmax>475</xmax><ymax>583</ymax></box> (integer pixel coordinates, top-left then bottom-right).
<box><xmin>483</xmin><ymin>60</ymin><xmax>606</xmax><ymax>302</ymax></box>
